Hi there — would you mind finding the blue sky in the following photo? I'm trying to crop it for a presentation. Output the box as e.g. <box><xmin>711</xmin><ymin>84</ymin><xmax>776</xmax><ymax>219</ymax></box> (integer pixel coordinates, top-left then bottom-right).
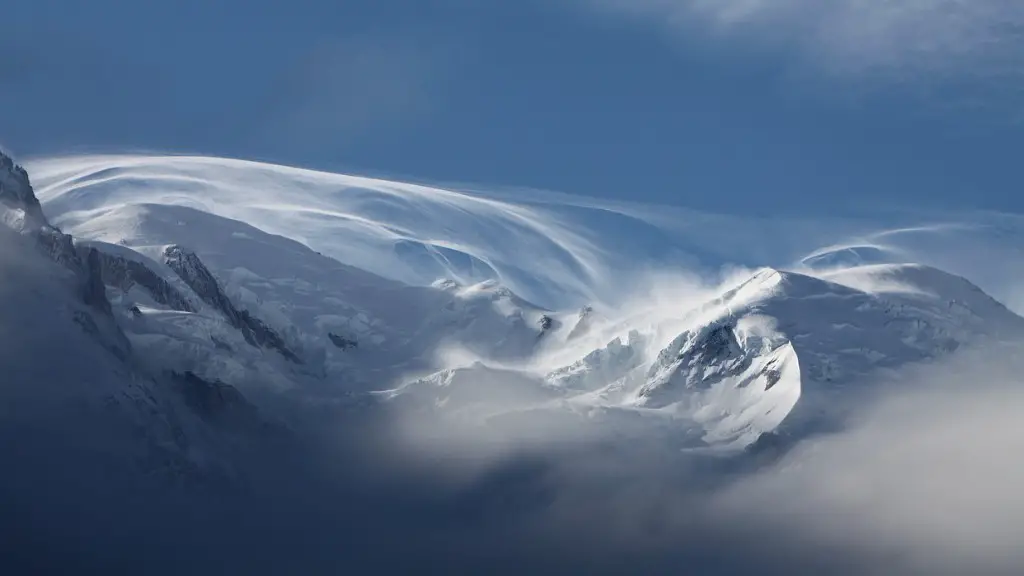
<box><xmin>4</xmin><ymin>0</ymin><xmax>1024</xmax><ymax>216</ymax></box>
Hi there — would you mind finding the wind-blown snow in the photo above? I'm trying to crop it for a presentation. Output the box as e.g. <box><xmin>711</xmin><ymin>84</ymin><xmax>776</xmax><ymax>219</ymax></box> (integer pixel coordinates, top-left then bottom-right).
<box><xmin>9</xmin><ymin>151</ymin><xmax>1024</xmax><ymax>573</ymax></box>
<box><xmin>28</xmin><ymin>154</ymin><xmax>1024</xmax><ymax>315</ymax></box>
<box><xmin>21</xmin><ymin>153</ymin><xmax>1024</xmax><ymax>452</ymax></box>
<box><xmin>28</xmin><ymin>155</ymin><xmax>616</xmax><ymax>310</ymax></box>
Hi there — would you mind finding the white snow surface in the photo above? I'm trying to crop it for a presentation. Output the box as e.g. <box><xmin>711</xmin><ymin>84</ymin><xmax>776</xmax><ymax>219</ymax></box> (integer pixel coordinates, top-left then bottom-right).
<box><xmin>392</xmin><ymin>264</ymin><xmax>1024</xmax><ymax>448</ymax></box>
<box><xmin>29</xmin><ymin>154</ymin><xmax>612</xmax><ymax>309</ymax></box>
<box><xmin>22</xmin><ymin>153</ymin><xmax>1024</xmax><ymax>450</ymax></box>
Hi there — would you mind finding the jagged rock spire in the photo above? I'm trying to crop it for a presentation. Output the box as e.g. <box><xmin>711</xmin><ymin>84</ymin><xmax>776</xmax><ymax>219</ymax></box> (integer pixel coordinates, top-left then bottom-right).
<box><xmin>0</xmin><ymin>150</ymin><xmax>48</xmax><ymax>230</ymax></box>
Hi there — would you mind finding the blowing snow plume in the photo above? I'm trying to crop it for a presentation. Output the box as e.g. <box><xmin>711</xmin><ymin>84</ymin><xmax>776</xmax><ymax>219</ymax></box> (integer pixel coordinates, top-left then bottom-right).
<box><xmin>7</xmin><ymin>152</ymin><xmax>1024</xmax><ymax>575</ymax></box>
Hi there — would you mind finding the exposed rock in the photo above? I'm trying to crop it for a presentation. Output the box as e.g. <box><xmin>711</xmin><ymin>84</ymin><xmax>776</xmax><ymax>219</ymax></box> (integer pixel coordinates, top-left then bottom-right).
<box><xmin>168</xmin><ymin>371</ymin><xmax>286</xmax><ymax>444</ymax></box>
<box><xmin>34</xmin><ymin>226</ymin><xmax>79</xmax><ymax>268</ymax></box>
<box><xmin>539</xmin><ymin>315</ymin><xmax>553</xmax><ymax>331</ymax></box>
<box><xmin>73</xmin><ymin>309</ymin><xmax>129</xmax><ymax>361</ymax></box>
<box><xmin>681</xmin><ymin>323</ymin><xmax>742</xmax><ymax>367</ymax></box>
<box><xmin>328</xmin><ymin>332</ymin><xmax>358</xmax><ymax>350</ymax></box>
<box><xmin>1</xmin><ymin>151</ymin><xmax>132</xmax><ymax>361</ymax></box>
<box><xmin>92</xmin><ymin>249</ymin><xmax>195</xmax><ymax>312</ymax></box>
<box><xmin>164</xmin><ymin>245</ymin><xmax>301</xmax><ymax>363</ymax></box>
<box><xmin>171</xmin><ymin>371</ymin><xmax>253</xmax><ymax>424</ymax></box>
<box><xmin>567</xmin><ymin>305</ymin><xmax>595</xmax><ymax>341</ymax></box>
<box><xmin>81</xmin><ymin>247</ymin><xmax>112</xmax><ymax>316</ymax></box>
<box><xmin>638</xmin><ymin>321</ymin><xmax>752</xmax><ymax>401</ymax></box>
<box><xmin>0</xmin><ymin>151</ymin><xmax>46</xmax><ymax>229</ymax></box>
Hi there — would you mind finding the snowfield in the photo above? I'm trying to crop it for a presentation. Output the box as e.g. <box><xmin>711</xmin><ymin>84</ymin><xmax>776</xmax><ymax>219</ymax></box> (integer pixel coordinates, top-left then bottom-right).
<box><xmin>6</xmin><ymin>150</ymin><xmax>1024</xmax><ymax>574</ymax></box>
<box><xmin>28</xmin><ymin>154</ymin><xmax>612</xmax><ymax>309</ymax></box>
<box><xmin>11</xmin><ymin>152</ymin><xmax>1022</xmax><ymax>453</ymax></box>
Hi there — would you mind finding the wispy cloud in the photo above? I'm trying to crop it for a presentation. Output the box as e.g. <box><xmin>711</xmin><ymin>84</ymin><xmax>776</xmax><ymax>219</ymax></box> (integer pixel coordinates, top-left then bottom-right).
<box><xmin>578</xmin><ymin>0</ymin><xmax>1024</xmax><ymax>82</ymax></box>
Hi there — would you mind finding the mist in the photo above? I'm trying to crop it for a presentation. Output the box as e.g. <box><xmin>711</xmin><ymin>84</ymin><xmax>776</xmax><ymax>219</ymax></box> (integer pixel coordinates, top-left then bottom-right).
<box><xmin>8</xmin><ymin>153</ymin><xmax>1024</xmax><ymax>574</ymax></box>
<box><xmin>7</xmin><ymin>233</ymin><xmax>1023</xmax><ymax>574</ymax></box>
<box><xmin>341</xmin><ymin>337</ymin><xmax>1024</xmax><ymax>575</ymax></box>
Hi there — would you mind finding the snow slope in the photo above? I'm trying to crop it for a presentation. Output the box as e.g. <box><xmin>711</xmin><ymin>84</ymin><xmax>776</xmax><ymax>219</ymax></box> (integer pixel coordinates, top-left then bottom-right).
<box><xmin>28</xmin><ymin>154</ymin><xmax>611</xmax><ymax>309</ymax></box>
<box><xmin>18</xmin><ymin>152</ymin><xmax>1024</xmax><ymax>452</ymax></box>
<box><xmin>53</xmin><ymin>201</ymin><xmax>566</xmax><ymax>392</ymax></box>
<box><xmin>390</xmin><ymin>264</ymin><xmax>1024</xmax><ymax>449</ymax></box>
<box><xmin>0</xmin><ymin>151</ymin><xmax>297</xmax><ymax>506</ymax></box>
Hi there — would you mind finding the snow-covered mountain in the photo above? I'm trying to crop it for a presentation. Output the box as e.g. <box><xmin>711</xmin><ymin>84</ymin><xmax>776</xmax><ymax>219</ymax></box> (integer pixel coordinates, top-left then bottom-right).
<box><xmin>7</xmin><ymin>150</ymin><xmax>1024</xmax><ymax>460</ymax></box>
<box><xmin>7</xmin><ymin>149</ymin><xmax>1024</xmax><ymax>574</ymax></box>
<box><xmin>0</xmin><ymin>150</ymin><xmax>311</xmax><ymax>535</ymax></box>
<box><xmin>391</xmin><ymin>263</ymin><xmax>1024</xmax><ymax>449</ymax></box>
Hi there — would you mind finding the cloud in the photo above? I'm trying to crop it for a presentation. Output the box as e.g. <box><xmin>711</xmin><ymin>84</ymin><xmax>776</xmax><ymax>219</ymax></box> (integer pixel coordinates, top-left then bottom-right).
<box><xmin>10</xmin><ymin>153</ymin><xmax>1024</xmax><ymax>572</ymax></box>
<box><xmin>577</xmin><ymin>0</ymin><xmax>1024</xmax><ymax>83</ymax></box>
<box><xmin>713</xmin><ymin>342</ymin><xmax>1024</xmax><ymax>574</ymax></box>
<box><xmin>364</xmin><ymin>339</ymin><xmax>1024</xmax><ymax>574</ymax></box>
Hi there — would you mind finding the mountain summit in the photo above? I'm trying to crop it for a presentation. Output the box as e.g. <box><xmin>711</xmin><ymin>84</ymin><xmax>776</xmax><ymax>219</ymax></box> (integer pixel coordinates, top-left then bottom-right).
<box><xmin>5</xmin><ymin>153</ymin><xmax>1018</xmax><ymax>456</ymax></box>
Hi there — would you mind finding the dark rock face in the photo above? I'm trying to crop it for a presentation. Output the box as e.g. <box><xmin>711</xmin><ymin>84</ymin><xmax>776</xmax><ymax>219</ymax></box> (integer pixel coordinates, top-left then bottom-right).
<box><xmin>163</xmin><ymin>245</ymin><xmax>301</xmax><ymax>363</ymax></box>
<box><xmin>168</xmin><ymin>372</ymin><xmax>286</xmax><ymax>446</ymax></box>
<box><xmin>33</xmin><ymin>226</ymin><xmax>75</xmax><ymax>264</ymax></box>
<box><xmin>81</xmin><ymin>247</ymin><xmax>112</xmax><ymax>316</ymax></box>
<box><xmin>92</xmin><ymin>249</ymin><xmax>194</xmax><ymax>312</ymax></box>
<box><xmin>638</xmin><ymin>322</ymin><xmax>751</xmax><ymax>403</ymax></box>
<box><xmin>171</xmin><ymin>371</ymin><xmax>252</xmax><ymax>424</ymax></box>
<box><xmin>72</xmin><ymin>309</ymin><xmax>129</xmax><ymax>361</ymax></box>
<box><xmin>0</xmin><ymin>151</ymin><xmax>46</xmax><ymax>228</ymax></box>
<box><xmin>567</xmin><ymin>305</ymin><xmax>595</xmax><ymax>341</ymax></box>
<box><xmin>1</xmin><ymin>151</ymin><xmax>132</xmax><ymax>361</ymax></box>
<box><xmin>1</xmin><ymin>152</ymin><xmax>110</xmax><ymax>310</ymax></box>
<box><xmin>762</xmin><ymin>358</ymin><xmax>783</xmax><ymax>391</ymax></box>
<box><xmin>681</xmin><ymin>324</ymin><xmax>742</xmax><ymax>368</ymax></box>
<box><xmin>328</xmin><ymin>332</ymin><xmax>358</xmax><ymax>350</ymax></box>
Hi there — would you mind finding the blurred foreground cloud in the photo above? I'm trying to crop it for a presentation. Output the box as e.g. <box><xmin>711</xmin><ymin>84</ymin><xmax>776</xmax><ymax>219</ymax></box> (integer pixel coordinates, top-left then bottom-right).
<box><xmin>372</xmin><ymin>338</ymin><xmax>1024</xmax><ymax>574</ymax></box>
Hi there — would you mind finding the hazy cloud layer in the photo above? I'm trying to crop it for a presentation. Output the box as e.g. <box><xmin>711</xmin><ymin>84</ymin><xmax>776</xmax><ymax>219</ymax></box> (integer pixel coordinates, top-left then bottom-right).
<box><xmin>578</xmin><ymin>0</ymin><xmax>1024</xmax><ymax>83</ymax></box>
<box><xmin>368</xmin><ymin>341</ymin><xmax>1024</xmax><ymax>575</ymax></box>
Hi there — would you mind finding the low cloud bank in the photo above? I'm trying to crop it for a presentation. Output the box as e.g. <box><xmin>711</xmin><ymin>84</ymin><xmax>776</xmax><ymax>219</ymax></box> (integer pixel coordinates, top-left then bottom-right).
<box><xmin>360</xmin><ymin>339</ymin><xmax>1024</xmax><ymax>575</ymax></box>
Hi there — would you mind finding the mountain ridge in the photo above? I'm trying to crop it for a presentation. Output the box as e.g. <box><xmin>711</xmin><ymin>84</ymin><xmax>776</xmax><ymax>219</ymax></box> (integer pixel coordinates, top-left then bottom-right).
<box><xmin>8</xmin><ymin>149</ymin><xmax>1024</xmax><ymax>456</ymax></box>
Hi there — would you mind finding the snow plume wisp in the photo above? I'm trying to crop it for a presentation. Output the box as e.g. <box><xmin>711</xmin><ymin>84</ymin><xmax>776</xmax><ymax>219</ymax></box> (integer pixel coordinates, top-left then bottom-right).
<box><xmin>14</xmin><ymin>152</ymin><xmax>1024</xmax><ymax>573</ymax></box>
<box><xmin>27</xmin><ymin>154</ymin><xmax>621</xmax><ymax>310</ymax></box>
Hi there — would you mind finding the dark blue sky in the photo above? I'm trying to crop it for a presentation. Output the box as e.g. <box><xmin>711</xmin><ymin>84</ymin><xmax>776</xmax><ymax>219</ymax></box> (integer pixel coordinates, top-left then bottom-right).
<box><xmin>4</xmin><ymin>0</ymin><xmax>1024</xmax><ymax>216</ymax></box>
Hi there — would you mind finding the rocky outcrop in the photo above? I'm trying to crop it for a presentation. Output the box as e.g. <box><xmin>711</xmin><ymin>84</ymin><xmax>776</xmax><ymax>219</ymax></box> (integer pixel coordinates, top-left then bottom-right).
<box><xmin>535</xmin><ymin>313</ymin><xmax>560</xmax><ymax>344</ymax></box>
<box><xmin>0</xmin><ymin>151</ymin><xmax>46</xmax><ymax>229</ymax></box>
<box><xmin>2</xmin><ymin>152</ymin><xmax>109</xmax><ymax>310</ymax></box>
<box><xmin>171</xmin><ymin>371</ymin><xmax>255</xmax><ymax>424</ymax></box>
<box><xmin>567</xmin><ymin>305</ymin><xmax>595</xmax><ymax>341</ymax></box>
<box><xmin>92</xmin><ymin>249</ymin><xmax>195</xmax><ymax>312</ymax></box>
<box><xmin>81</xmin><ymin>247</ymin><xmax>113</xmax><ymax>316</ymax></box>
<box><xmin>1</xmin><ymin>151</ymin><xmax>130</xmax><ymax>359</ymax></box>
<box><xmin>168</xmin><ymin>371</ymin><xmax>286</xmax><ymax>446</ymax></box>
<box><xmin>639</xmin><ymin>322</ymin><xmax>751</xmax><ymax>399</ymax></box>
<box><xmin>163</xmin><ymin>245</ymin><xmax>301</xmax><ymax>363</ymax></box>
<box><xmin>328</xmin><ymin>332</ymin><xmax>358</xmax><ymax>350</ymax></box>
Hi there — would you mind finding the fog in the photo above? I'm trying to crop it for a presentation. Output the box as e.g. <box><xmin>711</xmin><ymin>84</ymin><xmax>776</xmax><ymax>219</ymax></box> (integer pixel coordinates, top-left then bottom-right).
<box><xmin>3</xmin><ymin>227</ymin><xmax>1024</xmax><ymax>574</ymax></box>
<box><xmin>353</xmin><ymin>340</ymin><xmax>1024</xmax><ymax>575</ymax></box>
